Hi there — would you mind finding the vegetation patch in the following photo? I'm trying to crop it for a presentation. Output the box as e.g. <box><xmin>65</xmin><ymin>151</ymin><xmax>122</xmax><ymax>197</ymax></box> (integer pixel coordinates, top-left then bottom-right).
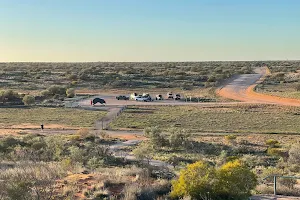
<box><xmin>110</xmin><ymin>105</ymin><xmax>300</xmax><ymax>134</ymax></box>
<box><xmin>0</xmin><ymin>107</ymin><xmax>106</xmax><ymax>128</ymax></box>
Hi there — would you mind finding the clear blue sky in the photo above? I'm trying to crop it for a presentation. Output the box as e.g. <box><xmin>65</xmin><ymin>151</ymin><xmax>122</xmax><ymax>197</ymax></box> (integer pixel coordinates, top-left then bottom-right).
<box><xmin>1</xmin><ymin>0</ymin><xmax>300</xmax><ymax>62</ymax></box>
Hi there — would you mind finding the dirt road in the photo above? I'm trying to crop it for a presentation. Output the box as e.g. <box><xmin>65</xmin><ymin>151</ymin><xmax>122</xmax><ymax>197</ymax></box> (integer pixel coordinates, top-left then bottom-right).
<box><xmin>250</xmin><ymin>195</ymin><xmax>300</xmax><ymax>200</ymax></box>
<box><xmin>217</xmin><ymin>67</ymin><xmax>300</xmax><ymax>106</ymax></box>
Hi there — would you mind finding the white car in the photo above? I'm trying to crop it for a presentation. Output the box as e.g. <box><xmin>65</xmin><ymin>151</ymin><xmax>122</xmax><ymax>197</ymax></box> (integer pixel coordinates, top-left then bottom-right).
<box><xmin>135</xmin><ymin>96</ymin><xmax>152</xmax><ymax>102</ymax></box>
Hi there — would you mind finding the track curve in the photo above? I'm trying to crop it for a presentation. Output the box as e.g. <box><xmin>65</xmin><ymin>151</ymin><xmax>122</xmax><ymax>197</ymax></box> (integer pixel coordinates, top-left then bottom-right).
<box><xmin>217</xmin><ymin>67</ymin><xmax>300</xmax><ymax>106</ymax></box>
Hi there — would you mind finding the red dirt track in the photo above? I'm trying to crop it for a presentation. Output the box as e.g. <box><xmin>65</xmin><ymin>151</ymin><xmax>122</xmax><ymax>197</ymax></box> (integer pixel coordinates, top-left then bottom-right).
<box><xmin>217</xmin><ymin>67</ymin><xmax>300</xmax><ymax>106</ymax></box>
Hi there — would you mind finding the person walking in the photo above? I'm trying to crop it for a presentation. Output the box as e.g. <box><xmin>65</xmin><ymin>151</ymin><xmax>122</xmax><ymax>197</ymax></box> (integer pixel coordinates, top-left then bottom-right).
<box><xmin>90</xmin><ymin>99</ymin><xmax>93</xmax><ymax>106</ymax></box>
<box><xmin>41</xmin><ymin>124</ymin><xmax>44</xmax><ymax>131</ymax></box>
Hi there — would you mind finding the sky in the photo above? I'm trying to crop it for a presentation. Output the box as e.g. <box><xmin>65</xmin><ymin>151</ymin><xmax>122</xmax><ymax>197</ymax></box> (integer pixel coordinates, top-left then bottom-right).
<box><xmin>0</xmin><ymin>0</ymin><xmax>300</xmax><ymax>62</ymax></box>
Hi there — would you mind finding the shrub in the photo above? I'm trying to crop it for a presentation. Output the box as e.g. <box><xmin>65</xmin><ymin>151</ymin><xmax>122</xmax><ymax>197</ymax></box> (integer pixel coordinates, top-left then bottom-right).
<box><xmin>0</xmin><ymin>162</ymin><xmax>66</xmax><ymax>200</ymax></box>
<box><xmin>260</xmin><ymin>167</ymin><xmax>282</xmax><ymax>183</ymax></box>
<box><xmin>171</xmin><ymin>161</ymin><xmax>216</xmax><ymax>199</ymax></box>
<box><xmin>144</xmin><ymin>127</ymin><xmax>167</xmax><ymax>148</ymax></box>
<box><xmin>66</xmin><ymin>88</ymin><xmax>75</xmax><ymax>98</ymax></box>
<box><xmin>279</xmin><ymin>177</ymin><xmax>297</xmax><ymax>189</ymax></box>
<box><xmin>0</xmin><ymin>90</ymin><xmax>19</xmax><ymax>101</ymax></box>
<box><xmin>224</xmin><ymin>135</ymin><xmax>237</xmax><ymax>145</ymax></box>
<box><xmin>76</xmin><ymin>128</ymin><xmax>90</xmax><ymax>138</ymax></box>
<box><xmin>22</xmin><ymin>95</ymin><xmax>35</xmax><ymax>105</ymax></box>
<box><xmin>67</xmin><ymin>134</ymin><xmax>81</xmax><ymax>142</ymax></box>
<box><xmin>68</xmin><ymin>74</ymin><xmax>78</xmax><ymax>81</ymax></box>
<box><xmin>87</xmin><ymin>156</ymin><xmax>104</xmax><ymax>170</ymax></box>
<box><xmin>295</xmin><ymin>84</ymin><xmax>300</xmax><ymax>91</ymax></box>
<box><xmin>41</xmin><ymin>90</ymin><xmax>50</xmax><ymax>97</ymax></box>
<box><xmin>168</xmin><ymin>128</ymin><xmax>190</xmax><ymax>150</ymax></box>
<box><xmin>265</xmin><ymin>139</ymin><xmax>280</xmax><ymax>147</ymax></box>
<box><xmin>47</xmin><ymin>85</ymin><xmax>66</xmax><ymax>96</ymax></box>
<box><xmin>267</xmin><ymin>148</ymin><xmax>287</xmax><ymax>158</ymax></box>
<box><xmin>133</xmin><ymin>143</ymin><xmax>154</xmax><ymax>165</ymax></box>
<box><xmin>68</xmin><ymin>146</ymin><xmax>84</xmax><ymax>163</ymax></box>
<box><xmin>225</xmin><ymin>135</ymin><xmax>237</xmax><ymax>140</ymax></box>
<box><xmin>288</xmin><ymin>143</ymin><xmax>300</xmax><ymax>165</ymax></box>
<box><xmin>215</xmin><ymin>160</ymin><xmax>257</xmax><ymax>199</ymax></box>
<box><xmin>171</xmin><ymin>160</ymin><xmax>257</xmax><ymax>200</ymax></box>
<box><xmin>0</xmin><ymin>137</ymin><xmax>21</xmax><ymax>153</ymax></box>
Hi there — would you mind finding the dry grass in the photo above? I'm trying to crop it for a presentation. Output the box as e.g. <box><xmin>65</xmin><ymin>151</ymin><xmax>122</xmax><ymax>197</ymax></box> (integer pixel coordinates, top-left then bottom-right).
<box><xmin>258</xmin><ymin>83</ymin><xmax>300</xmax><ymax>100</ymax></box>
<box><xmin>110</xmin><ymin>104</ymin><xmax>300</xmax><ymax>134</ymax></box>
<box><xmin>0</xmin><ymin>107</ymin><xmax>106</xmax><ymax>128</ymax></box>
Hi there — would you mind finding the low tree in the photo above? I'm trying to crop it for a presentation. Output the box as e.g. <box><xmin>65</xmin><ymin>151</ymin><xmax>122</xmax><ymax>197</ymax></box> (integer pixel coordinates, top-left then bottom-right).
<box><xmin>22</xmin><ymin>95</ymin><xmax>35</xmax><ymax>105</ymax></box>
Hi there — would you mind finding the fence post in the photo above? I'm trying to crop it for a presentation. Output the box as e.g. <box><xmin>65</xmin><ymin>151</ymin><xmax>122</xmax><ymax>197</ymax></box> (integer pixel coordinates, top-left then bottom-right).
<box><xmin>274</xmin><ymin>176</ymin><xmax>277</xmax><ymax>195</ymax></box>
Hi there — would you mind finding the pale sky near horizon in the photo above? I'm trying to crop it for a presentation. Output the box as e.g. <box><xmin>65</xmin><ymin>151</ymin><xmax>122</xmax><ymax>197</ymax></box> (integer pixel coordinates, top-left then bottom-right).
<box><xmin>1</xmin><ymin>0</ymin><xmax>300</xmax><ymax>62</ymax></box>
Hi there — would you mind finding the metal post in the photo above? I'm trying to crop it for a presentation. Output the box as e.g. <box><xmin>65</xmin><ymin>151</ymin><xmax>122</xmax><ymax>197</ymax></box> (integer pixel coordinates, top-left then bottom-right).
<box><xmin>274</xmin><ymin>176</ymin><xmax>277</xmax><ymax>195</ymax></box>
<box><xmin>102</xmin><ymin>120</ymin><xmax>104</xmax><ymax>130</ymax></box>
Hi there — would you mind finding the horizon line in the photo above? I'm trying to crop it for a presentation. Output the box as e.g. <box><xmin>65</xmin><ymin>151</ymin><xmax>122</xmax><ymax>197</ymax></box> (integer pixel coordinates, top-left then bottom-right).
<box><xmin>0</xmin><ymin>59</ymin><xmax>298</xmax><ymax>63</ymax></box>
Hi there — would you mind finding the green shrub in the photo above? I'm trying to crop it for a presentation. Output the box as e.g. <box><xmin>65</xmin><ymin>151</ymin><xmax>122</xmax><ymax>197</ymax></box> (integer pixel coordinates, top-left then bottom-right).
<box><xmin>66</xmin><ymin>88</ymin><xmax>75</xmax><ymax>98</ymax></box>
<box><xmin>260</xmin><ymin>167</ymin><xmax>282</xmax><ymax>183</ymax></box>
<box><xmin>171</xmin><ymin>160</ymin><xmax>257</xmax><ymax>200</ymax></box>
<box><xmin>168</xmin><ymin>128</ymin><xmax>190</xmax><ymax>150</ymax></box>
<box><xmin>47</xmin><ymin>85</ymin><xmax>66</xmax><ymax>96</ymax></box>
<box><xmin>67</xmin><ymin>134</ymin><xmax>81</xmax><ymax>142</ymax></box>
<box><xmin>87</xmin><ymin>157</ymin><xmax>105</xmax><ymax>170</ymax></box>
<box><xmin>171</xmin><ymin>161</ymin><xmax>216</xmax><ymax>199</ymax></box>
<box><xmin>133</xmin><ymin>143</ymin><xmax>154</xmax><ymax>164</ymax></box>
<box><xmin>267</xmin><ymin>148</ymin><xmax>286</xmax><ymax>157</ymax></box>
<box><xmin>68</xmin><ymin>146</ymin><xmax>84</xmax><ymax>163</ymax></box>
<box><xmin>224</xmin><ymin>135</ymin><xmax>237</xmax><ymax>140</ymax></box>
<box><xmin>265</xmin><ymin>139</ymin><xmax>280</xmax><ymax>147</ymax></box>
<box><xmin>22</xmin><ymin>95</ymin><xmax>35</xmax><ymax>105</ymax></box>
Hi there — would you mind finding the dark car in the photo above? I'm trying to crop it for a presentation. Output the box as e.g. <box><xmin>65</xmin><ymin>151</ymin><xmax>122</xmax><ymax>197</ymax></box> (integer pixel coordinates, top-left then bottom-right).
<box><xmin>116</xmin><ymin>95</ymin><xmax>129</xmax><ymax>100</ymax></box>
<box><xmin>93</xmin><ymin>98</ymin><xmax>106</xmax><ymax>105</ymax></box>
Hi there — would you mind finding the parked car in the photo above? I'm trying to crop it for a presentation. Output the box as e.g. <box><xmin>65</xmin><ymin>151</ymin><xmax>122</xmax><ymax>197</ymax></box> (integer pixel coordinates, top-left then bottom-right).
<box><xmin>167</xmin><ymin>92</ymin><xmax>173</xmax><ymax>99</ymax></box>
<box><xmin>135</xmin><ymin>96</ymin><xmax>152</xmax><ymax>102</ymax></box>
<box><xmin>174</xmin><ymin>94</ymin><xmax>181</xmax><ymax>100</ymax></box>
<box><xmin>116</xmin><ymin>95</ymin><xmax>129</xmax><ymax>100</ymax></box>
<box><xmin>156</xmin><ymin>94</ymin><xmax>163</xmax><ymax>100</ymax></box>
